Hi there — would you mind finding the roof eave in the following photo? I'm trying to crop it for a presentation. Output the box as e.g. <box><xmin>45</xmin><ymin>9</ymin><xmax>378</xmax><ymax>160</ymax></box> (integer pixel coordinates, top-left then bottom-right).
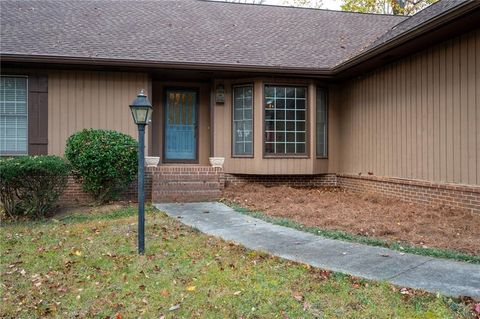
<box><xmin>0</xmin><ymin>54</ymin><xmax>335</xmax><ymax>77</ymax></box>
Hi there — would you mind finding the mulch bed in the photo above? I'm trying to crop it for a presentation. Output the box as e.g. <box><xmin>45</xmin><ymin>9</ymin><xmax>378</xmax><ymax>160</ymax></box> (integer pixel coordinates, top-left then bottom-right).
<box><xmin>223</xmin><ymin>184</ymin><xmax>480</xmax><ymax>255</ymax></box>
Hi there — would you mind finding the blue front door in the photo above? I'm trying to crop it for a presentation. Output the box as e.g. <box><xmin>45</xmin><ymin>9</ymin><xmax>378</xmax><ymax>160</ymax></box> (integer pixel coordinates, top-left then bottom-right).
<box><xmin>164</xmin><ymin>89</ymin><xmax>198</xmax><ymax>161</ymax></box>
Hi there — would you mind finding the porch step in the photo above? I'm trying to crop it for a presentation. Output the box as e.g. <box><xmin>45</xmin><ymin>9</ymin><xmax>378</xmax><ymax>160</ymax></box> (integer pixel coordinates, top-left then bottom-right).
<box><xmin>154</xmin><ymin>190</ymin><xmax>222</xmax><ymax>203</ymax></box>
<box><xmin>151</xmin><ymin>165</ymin><xmax>225</xmax><ymax>203</ymax></box>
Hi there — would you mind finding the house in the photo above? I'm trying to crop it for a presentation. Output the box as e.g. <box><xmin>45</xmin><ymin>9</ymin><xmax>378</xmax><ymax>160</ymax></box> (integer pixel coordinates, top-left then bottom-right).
<box><xmin>1</xmin><ymin>0</ymin><xmax>479</xmax><ymax>211</ymax></box>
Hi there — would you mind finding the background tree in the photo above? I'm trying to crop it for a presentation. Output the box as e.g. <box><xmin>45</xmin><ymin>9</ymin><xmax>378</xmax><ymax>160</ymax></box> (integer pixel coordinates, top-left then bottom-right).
<box><xmin>341</xmin><ymin>0</ymin><xmax>438</xmax><ymax>15</ymax></box>
<box><xmin>282</xmin><ymin>0</ymin><xmax>323</xmax><ymax>8</ymax></box>
<box><xmin>222</xmin><ymin>0</ymin><xmax>266</xmax><ymax>4</ymax></box>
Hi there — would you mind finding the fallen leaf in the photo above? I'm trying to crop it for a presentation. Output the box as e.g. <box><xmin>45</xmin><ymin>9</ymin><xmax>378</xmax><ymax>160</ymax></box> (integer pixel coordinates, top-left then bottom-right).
<box><xmin>74</xmin><ymin>250</ymin><xmax>82</xmax><ymax>256</ymax></box>
<box><xmin>169</xmin><ymin>304</ymin><xmax>180</xmax><ymax>311</ymax></box>
<box><xmin>160</xmin><ymin>289</ymin><xmax>169</xmax><ymax>297</ymax></box>
<box><xmin>233</xmin><ymin>290</ymin><xmax>242</xmax><ymax>296</ymax></box>
<box><xmin>293</xmin><ymin>294</ymin><xmax>303</xmax><ymax>302</ymax></box>
<box><xmin>115</xmin><ymin>313</ymin><xmax>122</xmax><ymax>319</ymax></box>
<box><xmin>186</xmin><ymin>286</ymin><xmax>196</xmax><ymax>292</ymax></box>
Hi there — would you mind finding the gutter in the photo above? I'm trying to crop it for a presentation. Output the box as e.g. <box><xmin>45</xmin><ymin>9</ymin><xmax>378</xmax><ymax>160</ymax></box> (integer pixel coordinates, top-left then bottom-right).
<box><xmin>0</xmin><ymin>54</ymin><xmax>335</xmax><ymax>77</ymax></box>
<box><xmin>332</xmin><ymin>0</ymin><xmax>480</xmax><ymax>73</ymax></box>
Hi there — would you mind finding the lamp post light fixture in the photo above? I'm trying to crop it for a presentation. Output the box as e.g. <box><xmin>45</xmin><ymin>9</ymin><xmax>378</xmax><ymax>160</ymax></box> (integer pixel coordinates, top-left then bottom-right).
<box><xmin>129</xmin><ymin>89</ymin><xmax>153</xmax><ymax>254</ymax></box>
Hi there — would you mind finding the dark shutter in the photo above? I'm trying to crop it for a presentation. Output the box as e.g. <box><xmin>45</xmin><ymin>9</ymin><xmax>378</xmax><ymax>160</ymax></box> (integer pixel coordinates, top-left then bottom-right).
<box><xmin>28</xmin><ymin>75</ymin><xmax>48</xmax><ymax>155</ymax></box>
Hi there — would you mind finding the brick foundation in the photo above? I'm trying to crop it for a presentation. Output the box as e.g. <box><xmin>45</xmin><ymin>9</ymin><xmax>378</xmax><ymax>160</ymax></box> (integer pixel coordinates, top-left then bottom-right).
<box><xmin>224</xmin><ymin>173</ymin><xmax>480</xmax><ymax>214</ymax></box>
<box><xmin>224</xmin><ymin>173</ymin><xmax>338</xmax><ymax>188</ymax></box>
<box><xmin>58</xmin><ymin>169</ymin><xmax>480</xmax><ymax>213</ymax></box>
<box><xmin>337</xmin><ymin>174</ymin><xmax>480</xmax><ymax>214</ymax></box>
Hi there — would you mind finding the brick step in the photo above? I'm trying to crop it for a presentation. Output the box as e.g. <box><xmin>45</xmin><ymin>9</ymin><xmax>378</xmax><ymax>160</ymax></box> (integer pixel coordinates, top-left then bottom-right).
<box><xmin>154</xmin><ymin>181</ymin><xmax>222</xmax><ymax>191</ymax></box>
<box><xmin>154</xmin><ymin>174</ymin><xmax>221</xmax><ymax>181</ymax></box>
<box><xmin>150</xmin><ymin>165</ymin><xmax>225</xmax><ymax>203</ymax></box>
<box><xmin>153</xmin><ymin>189</ymin><xmax>222</xmax><ymax>203</ymax></box>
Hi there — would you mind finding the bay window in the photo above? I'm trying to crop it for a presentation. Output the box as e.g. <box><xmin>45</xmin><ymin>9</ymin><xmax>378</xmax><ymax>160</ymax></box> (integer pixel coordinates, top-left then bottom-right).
<box><xmin>316</xmin><ymin>87</ymin><xmax>328</xmax><ymax>157</ymax></box>
<box><xmin>264</xmin><ymin>85</ymin><xmax>306</xmax><ymax>155</ymax></box>
<box><xmin>232</xmin><ymin>85</ymin><xmax>253</xmax><ymax>156</ymax></box>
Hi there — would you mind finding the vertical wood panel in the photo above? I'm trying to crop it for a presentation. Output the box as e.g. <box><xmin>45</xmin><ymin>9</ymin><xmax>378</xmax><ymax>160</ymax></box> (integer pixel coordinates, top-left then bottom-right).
<box><xmin>433</xmin><ymin>48</ymin><xmax>440</xmax><ymax>182</ymax></box>
<box><xmin>439</xmin><ymin>45</ymin><xmax>447</xmax><ymax>182</ymax></box>
<box><xmin>411</xmin><ymin>55</ymin><xmax>418</xmax><ymax>179</ymax></box>
<box><xmin>339</xmin><ymin>29</ymin><xmax>479</xmax><ymax>186</ymax></box>
<box><xmin>476</xmin><ymin>30</ymin><xmax>480</xmax><ymax>185</ymax></box>
<box><xmin>452</xmin><ymin>38</ymin><xmax>461</xmax><ymax>182</ymax></box>
<box><xmin>445</xmin><ymin>38</ymin><xmax>454</xmax><ymax>182</ymax></box>
<box><xmin>460</xmin><ymin>36</ymin><xmax>469</xmax><ymax>183</ymax></box>
<box><xmin>467</xmin><ymin>32</ymin><xmax>477</xmax><ymax>185</ymax></box>
<box><xmin>47</xmin><ymin>70</ymin><xmax>149</xmax><ymax>156</ymax></box>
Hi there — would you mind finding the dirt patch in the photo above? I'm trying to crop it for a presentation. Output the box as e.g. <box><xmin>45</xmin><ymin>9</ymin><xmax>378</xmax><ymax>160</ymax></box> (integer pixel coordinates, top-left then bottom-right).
<box><xmin>223</xmin><ymin>184</ymin><xmax>480</xmax><ymax>255</ymax></box>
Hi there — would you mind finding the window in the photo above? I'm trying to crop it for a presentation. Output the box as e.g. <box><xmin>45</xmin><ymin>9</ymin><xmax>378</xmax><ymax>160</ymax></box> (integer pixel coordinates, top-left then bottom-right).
<box><xmin>0</xmin><ymin>76</ymin><xmax>28</xmax><ymax>155</ymax></box>
<box><xmin>264</xmin><ymin>85</ymin><xmax>306</xmax><ymax>155</ymax></box>
<box><xmin>232</xmin><ymin>85</ymin><xmax>253</xmax><ymax>156</ymax></box>
<box><xmin>316</xmin><ymin>87</ymin><xmax>328</xmax><ymax>157</ymax></box>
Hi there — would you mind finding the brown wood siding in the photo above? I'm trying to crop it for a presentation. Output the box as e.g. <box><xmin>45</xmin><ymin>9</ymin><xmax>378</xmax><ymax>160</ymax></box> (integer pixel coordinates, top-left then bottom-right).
<box><xmin>47</xmin><ymin>70</ymin><xmax>150</xmax><ymax>156</ymax></box>
<box><xmin>338</xmin><ymin>29</ymin><xmax>480</xmax><ymax>186</ymax></box>
<box><xmin>213</xmin><ymin>78</ymin><xmax>338</xmax><ymax>175</ymax></box>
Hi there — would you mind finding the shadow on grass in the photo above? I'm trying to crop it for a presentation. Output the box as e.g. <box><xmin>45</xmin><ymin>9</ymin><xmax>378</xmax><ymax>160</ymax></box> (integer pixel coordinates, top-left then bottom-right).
<box><xmin>1</xmin><ymin>205</ymin><xmax>163</xmax><ymax>227</ymax></box>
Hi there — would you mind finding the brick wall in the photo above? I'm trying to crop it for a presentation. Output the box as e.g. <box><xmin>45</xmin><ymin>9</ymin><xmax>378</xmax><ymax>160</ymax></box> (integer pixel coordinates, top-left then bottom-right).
<box><xmin>224</xmin><ymin>173</ymin><xmax>338</xmax><ymax>188</ymax></box>
<box><xmin>58</xmin><ymin>169</ymin><xmax>153</xmax><ymax>206</ymax></box>
<box><xmin>337</xmin><ymin>174</ymin><xmax>480</xmax><ymax>214</ymax></box>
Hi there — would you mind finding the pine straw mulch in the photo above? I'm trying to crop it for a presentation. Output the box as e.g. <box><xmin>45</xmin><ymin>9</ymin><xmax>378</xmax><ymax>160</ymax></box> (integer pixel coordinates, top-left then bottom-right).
<box><xmin>223</xmin><ymin>184</ymin><xmax>480</xmax><ymax>255</ymax></box>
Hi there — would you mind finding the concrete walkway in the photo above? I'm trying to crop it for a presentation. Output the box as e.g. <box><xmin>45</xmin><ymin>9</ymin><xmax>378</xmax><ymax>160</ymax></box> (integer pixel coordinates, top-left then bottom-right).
<box><xmin>154</xmin><ymin>202</ymin><xmax>480</xmax><ymax>297</ymax></box>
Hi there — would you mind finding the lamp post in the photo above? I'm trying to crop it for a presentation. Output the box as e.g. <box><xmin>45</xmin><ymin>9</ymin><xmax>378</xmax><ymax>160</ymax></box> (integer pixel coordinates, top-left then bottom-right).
<box><xmin>129</xmin><ymin>89</ymin><xmax>153</xmax><ymax>254</ymax></box>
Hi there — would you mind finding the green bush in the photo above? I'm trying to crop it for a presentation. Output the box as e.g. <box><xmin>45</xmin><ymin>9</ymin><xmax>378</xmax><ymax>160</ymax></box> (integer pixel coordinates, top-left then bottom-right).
<box><xmin>65</xmin><ymin>129</ymin><xmax>138</xmax><ymax>203</ymax></box>
<box><xmin>0</xmin><ymin>156</ymin><xmax>70</xmax><ymax>219</ymax></box>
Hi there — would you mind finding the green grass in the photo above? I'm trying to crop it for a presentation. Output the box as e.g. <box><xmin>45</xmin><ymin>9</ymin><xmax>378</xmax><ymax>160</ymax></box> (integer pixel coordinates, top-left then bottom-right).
<box><xmin>224</xmin><ymin>201</ymin><xmax>480</xmax><ymax>264</ymax></box>
<box><xmin>1</xmin><ymin>206</ymin><xmax>475</xmax><ymax>318</ymax></box>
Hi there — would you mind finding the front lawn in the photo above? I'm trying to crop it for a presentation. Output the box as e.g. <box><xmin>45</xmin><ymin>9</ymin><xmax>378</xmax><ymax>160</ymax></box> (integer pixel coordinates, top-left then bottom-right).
<box><xmin>1</xmin><ymin>206</ymin><xmax>475</xmax><ymax>318</ymax></box>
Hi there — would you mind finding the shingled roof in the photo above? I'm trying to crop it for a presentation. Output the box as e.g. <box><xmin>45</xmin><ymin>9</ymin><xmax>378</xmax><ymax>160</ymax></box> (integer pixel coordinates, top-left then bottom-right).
<box><xmin>369</xmin><ymin>0</ymin><xmax>471</xmax><ymax>49</ymax></box>
<box><xmin>0</xmin><ymin>0</ymin><xmax>406</xmax><ymax>71</ymax></box>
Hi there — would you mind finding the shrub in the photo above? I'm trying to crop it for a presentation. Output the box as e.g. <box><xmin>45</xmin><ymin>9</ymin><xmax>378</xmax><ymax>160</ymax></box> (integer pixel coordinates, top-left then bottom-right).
<box><xmin>65</xmin><ymin>129</ymin><xmax>138</xmax><ymax>203</ymax></box>
<box><xmin>0</xmin><ymin>156</ymin><xmax>70</xmax><ymax>219</ymax></box>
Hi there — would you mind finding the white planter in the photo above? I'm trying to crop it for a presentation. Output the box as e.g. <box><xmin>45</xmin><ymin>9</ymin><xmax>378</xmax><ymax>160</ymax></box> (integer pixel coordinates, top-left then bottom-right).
<box><xmin>209</xmin><ymin>157</ymin><xmax>225</xmax><ymax>168</ymax></box>
<box><xmin>145</xmin><ymin>156</ymin><xmax>160</xmax><ymax>167</ymax></box>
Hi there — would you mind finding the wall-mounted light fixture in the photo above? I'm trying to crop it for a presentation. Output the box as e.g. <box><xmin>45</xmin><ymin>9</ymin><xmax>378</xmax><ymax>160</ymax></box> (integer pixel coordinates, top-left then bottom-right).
<box><xmin>215</xmin><ymin>84</ymin><xmax>225</xmax><ymax>104</ymax></box>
